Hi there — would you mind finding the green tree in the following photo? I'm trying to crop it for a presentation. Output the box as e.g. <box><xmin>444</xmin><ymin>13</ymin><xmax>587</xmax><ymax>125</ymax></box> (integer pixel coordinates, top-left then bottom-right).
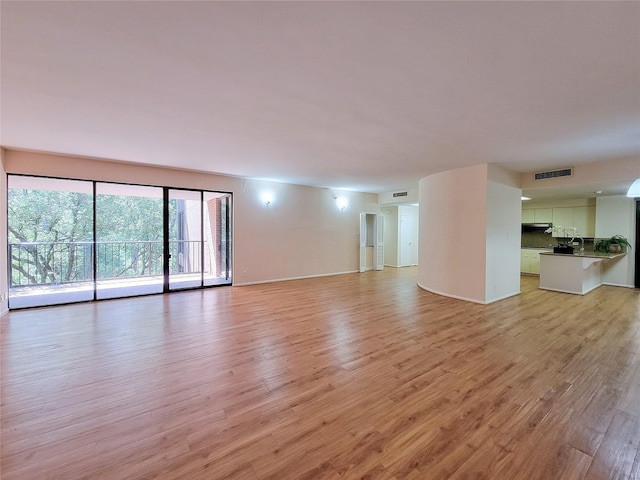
<box><xmin>8</xmin><ymin>188</ymin><xmax>174</xmax><ymax>285</ymax></box>
<box><xmin>8</xmin><ymin>189</ymin><xmax>93</xmax><ymax>285</ymax></box>
<box><xmin>95</xmin><ymin>194</ymin><xmax>167</xmax><ymax>278</ymax></box>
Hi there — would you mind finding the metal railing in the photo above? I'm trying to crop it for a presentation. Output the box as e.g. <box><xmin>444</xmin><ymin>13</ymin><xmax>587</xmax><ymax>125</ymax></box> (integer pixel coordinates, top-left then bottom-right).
<box><xmin>9</xmin><ymin>240</ymin><xmax>206</xmax><ymax>287</ymax></box>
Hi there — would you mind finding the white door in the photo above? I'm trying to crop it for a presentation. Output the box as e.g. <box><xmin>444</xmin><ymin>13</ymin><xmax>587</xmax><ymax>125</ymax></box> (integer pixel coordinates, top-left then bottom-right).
<box><xmin>400</xmin><ymin>214</ymin><xmax>413</xmax><ymax>267</ymax></box>
<box><xmin>375</xmin><ymin>214</ymin><xmax>384</xmax><ymax>271</ymax></box>
<box><xmin>359</xmin><ymin>213</ymin><xmax>367</xmax><ymax>273</ymax></box>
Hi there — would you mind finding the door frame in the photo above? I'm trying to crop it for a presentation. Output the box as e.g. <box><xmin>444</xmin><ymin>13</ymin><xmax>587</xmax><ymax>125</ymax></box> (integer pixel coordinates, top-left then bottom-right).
<box><xmin>635</xmin><ymin>199</ymin><xmax>639</xmax><ymax>288</ymax></box>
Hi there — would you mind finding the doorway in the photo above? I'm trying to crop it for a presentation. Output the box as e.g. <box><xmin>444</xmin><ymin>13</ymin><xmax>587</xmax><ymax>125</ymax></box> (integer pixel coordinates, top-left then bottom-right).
<box><xmin>399</xmin><ymin>214</ymin><xmax>414</xmax><ymax>267</ymax></box>
<box><xmin>167</xmin><ymin>189</ymin><xmax>232</xmax><ymax>291</ymax></box>
<box><xmin>359</xmin><ymin>213</ymin><xmax>383</xmax><ymax>272</ymax></box>
<box><xmin>634</xmin><ymin>199</ymin><xmax>640</xmax><ymax>288</ymax></box>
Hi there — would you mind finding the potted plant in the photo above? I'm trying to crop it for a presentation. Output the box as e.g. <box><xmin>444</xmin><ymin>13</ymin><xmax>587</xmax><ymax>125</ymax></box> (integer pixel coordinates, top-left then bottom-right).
<box><xmin>595</xmin><ymin>235</ymin><xmax>632</xmax><ymax>253</ymax></box>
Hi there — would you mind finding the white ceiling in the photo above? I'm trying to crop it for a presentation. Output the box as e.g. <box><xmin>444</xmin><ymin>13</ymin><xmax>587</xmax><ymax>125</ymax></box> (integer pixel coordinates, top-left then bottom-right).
<box><xmin>1</xmin><ymin>1</ymin><xmax>639</xmax><ymax>194</ymax></box>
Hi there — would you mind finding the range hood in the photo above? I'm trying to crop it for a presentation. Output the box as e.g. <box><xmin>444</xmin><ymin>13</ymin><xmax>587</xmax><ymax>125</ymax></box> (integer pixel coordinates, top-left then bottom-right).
<box><xmin>522</xmin><ymin>223</ymin><xmax>552</xmax><ymax>228</ymax></box>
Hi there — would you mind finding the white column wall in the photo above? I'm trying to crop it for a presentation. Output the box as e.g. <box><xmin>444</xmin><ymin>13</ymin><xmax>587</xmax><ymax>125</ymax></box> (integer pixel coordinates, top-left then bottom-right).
<box><xmin>595</xmin><ymin>195</ymin><xmax>636</xmax><ymax>288</ymax></box>
<box><xmin>418</xmin><ymin>164</ymin><xmax>489</xmax><ymax>303</ymax></box>
<box><xmin>485</xmin><ymin>164</ymin><xmax>522</xmax><ymax>302</ymax></box>
<box><xmin>418</xmin><ymin>163</ymin><xmax>521</xmax><ymax>304</ymax></box>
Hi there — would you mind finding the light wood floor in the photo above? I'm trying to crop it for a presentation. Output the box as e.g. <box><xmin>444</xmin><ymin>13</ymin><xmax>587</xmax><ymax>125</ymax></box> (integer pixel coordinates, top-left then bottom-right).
<box><xmin>1</xmin><ymin>268</ymin><xmax>639</xmax><ymax>479</ymax></box>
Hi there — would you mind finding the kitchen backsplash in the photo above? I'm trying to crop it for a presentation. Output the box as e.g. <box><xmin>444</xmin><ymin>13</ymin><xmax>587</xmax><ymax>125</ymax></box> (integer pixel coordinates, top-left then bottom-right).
<box><xmin>522</xmin><ymin>230</ymin><xmax>595</xmax><ymax>250</ymax></box>
<box><xmin>521</xmin><ymin>230</ymin><xmax>554</xmax><ymax>248</ymax></box>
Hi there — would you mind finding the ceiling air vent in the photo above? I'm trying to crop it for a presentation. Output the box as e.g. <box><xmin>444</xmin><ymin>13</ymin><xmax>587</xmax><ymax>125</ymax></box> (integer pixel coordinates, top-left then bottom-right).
<box><xmin>534</xmin><ymin>168</ymin><xmax>573</xmax><ymax>181</ymax></box>
<box><xmin>393</xmin><ymin>191</ymin><xmax>408</xmax><ymax>198</ymax></box>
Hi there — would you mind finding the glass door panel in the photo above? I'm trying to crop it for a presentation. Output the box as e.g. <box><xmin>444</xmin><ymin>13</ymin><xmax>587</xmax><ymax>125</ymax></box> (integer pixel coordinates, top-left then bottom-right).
<box><xmin>203</xmin><ymin>192</ymin><xmax>232</xmax><ymax>286</ymax></box>
<box><xmin>168</xmin><ymin>189</ymin><xmax>203</xmax><ymax>290</ymax></box>
<box><xmin>8</xmin><ymin>176</ymin><xmax>231</xmax><ymax>309</ymax></box>
<box><xmin>95</xmin><ymin>183</ymin><xmax>164</xmax><ymax>299</ymax></box>
<box><xmin>8</xmin><ymin>176</ymin><xmax>95</xmax><ymax>308</ymax></box>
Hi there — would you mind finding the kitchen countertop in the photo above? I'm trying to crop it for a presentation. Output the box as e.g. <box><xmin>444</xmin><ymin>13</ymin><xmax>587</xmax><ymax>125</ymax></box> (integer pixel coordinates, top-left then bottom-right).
<box><xmin>539</xmin><ymin>251</ymin><xmax>626</xmax><ymax>260</ymax></box>
<box><xmin>539</xmin><ymin>251</ymin><xmax>627</xmax><ymax>295</ymax></box>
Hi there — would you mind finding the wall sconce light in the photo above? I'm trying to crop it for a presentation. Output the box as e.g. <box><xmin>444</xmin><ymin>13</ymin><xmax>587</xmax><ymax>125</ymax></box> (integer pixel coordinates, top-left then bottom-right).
<box><xmin>261</xmin><ymin>192</ymin><xmax>273</xmax><ymax>205</ymax></box>
<box><xmin>335</xmin><ymin>196</ymin><xmax>348</xmax><ymax>210</ymax></box>
<box><xmin>627</xmin><ymin>179</ymin><xmax>640</xmax><ymax>197</ymax></box>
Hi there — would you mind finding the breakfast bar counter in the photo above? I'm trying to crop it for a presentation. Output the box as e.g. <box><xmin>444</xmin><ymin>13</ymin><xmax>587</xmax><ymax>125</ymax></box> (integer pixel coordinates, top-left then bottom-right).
<box><xmin>539</xmin><ymin>251</ymin><xmax>627</xmax><ymax>295</ymax></box>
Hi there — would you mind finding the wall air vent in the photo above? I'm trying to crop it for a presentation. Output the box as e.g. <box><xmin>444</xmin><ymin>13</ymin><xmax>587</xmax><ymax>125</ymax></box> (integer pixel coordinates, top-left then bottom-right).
<box><xmin>534</xmin><ymin>168</ymin><xmax>573</xmax><ymax>180</ymax></box>
<box><xmin>392</xmin><ymin>191</ymin><xmax>408</xmax><ymax>198</ymax></box>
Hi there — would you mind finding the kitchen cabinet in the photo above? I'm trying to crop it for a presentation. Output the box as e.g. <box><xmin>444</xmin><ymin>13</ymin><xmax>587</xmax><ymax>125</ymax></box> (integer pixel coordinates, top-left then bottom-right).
<box><xmin>521</xmin><ymin>249</ymin><xmax>549</xmax><ymax>274</ymax></box>
<box><xmin>521</xmin><ymin>209</ymin><xmax>534</xmax><ymax>223</ymax></box>
<box><xmin>534</xmin><ymin>208</ymin><xmax>553</xmax><ymax>223</ymax></box>
<box><xmin>521</xmin><ymin>250</ymin><xmax>530</xmax><ymax>273</ymax></box>
<box><xmin>552</xmin><ymin>208</ymin><xmax>574</xmax><ymax>234</ymax></box>
<box><xmin>573</xmin><ymin>206</ymin><xmax>595</xmax><ymax>237</ymax></box>
<box><xmin>551</xmin><ymin>206</ymin><xmax>595</xmax><ymax>237</ymax></box>
<box><xmin>522</xmin><ymin>208</ymin><xmax>553</xmax><ymax>223</ymax></box>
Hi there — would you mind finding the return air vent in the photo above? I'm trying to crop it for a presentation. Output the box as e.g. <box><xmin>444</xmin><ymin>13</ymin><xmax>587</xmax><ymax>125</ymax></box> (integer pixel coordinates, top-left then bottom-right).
<box><xmin>534</xmin><ymin>168</ymin><xmax>573</xmax><ymax>180</ymax></box>
<box><xmin>392</xmin><ymin>191</ymin><xmax>408</xmax><ymax>198</ymax></box>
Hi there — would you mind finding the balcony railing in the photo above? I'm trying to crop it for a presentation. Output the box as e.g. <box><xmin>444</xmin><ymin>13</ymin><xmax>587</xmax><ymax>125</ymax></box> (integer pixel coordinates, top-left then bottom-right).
<box><xmin>9</xmin><ymin>240</ymin><xmax>208</xmax><ymax>288</ymax></box>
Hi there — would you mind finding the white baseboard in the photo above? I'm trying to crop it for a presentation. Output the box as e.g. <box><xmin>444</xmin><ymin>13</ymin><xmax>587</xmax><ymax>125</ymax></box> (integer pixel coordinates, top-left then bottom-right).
<box><xmin>602</xmin><ymin>282</ymin><xmax>636</xmax><ymax>289</ymax></box>
<box><xmin>486</xmin><ymin>291</ymin><xmax>522</xmax><ymax>304</ymax></box>
<box><xmin>539</xmin><ymin>285</ymin><xmax>595</xmax><ymax>295</ymax></box>
<box><xmin>417</xmin><ymin>282</ymin><xmax>520</xmax><ymax>305</ymax></box>
<box><xmin>234</xmin><ymin>270</ymin><xmax>359</xmax><ymax>287</ymax></box>
<box><xmin>417</xmin><ymin>282</ymin><xmax>485</xmax><ymax>304</ymax></box>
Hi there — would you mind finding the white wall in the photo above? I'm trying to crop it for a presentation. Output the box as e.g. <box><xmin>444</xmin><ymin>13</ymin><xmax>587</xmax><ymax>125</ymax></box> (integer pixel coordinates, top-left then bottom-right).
<box><xmin>595</xmin><ymin>195</ymin><xmax>636</xmax><ymax>288</ymax></box>
<box><xmin>418</xmin><ymin>164</ymin><xmax>489</xmax><ymax>303</ymax></box>
<box><xmin>3</xmin><ymin>149</ymin><xmax>379</xmax><ymax>287</ymax></box>
<box><xmin>0</xmin><ymin>149</ymin><xmax>8</xmax><ymax>316</ymax></box>
<box><xmin>485</xmin><ymin>164</ymin><xmax>522</xmax><ymax>303</ymax></box>
<box><xmin>381</xmin><ymin>206</ymin><xmax>399</xmax><ymax>266</ymax></box>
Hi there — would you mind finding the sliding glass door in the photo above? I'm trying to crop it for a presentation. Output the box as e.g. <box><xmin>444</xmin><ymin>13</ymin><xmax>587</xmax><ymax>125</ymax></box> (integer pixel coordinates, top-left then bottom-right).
<box><xmin>8</xmin><ymin>176</ymin><xmax>94</xmax><ymax>308</ymax></box>
<box><xmin>96</xmin><ymin>183</ymin><xmax>164</xmax><ymax>300</ymax></box>
<box><xmin>8</xmin><ymin>175</ymin><xmax>232</xmax><ymax>308</ymax></box>
<box><xmin>168</xmin><ymin>189</ymin><xmax>202</xmax><ymax>290</ymax></box>
<box><xmin>167</xmin><ymin>189</ymin><xmax>233</xmax><ymax>290</ymax></box>
<box><xmin>204</xmin><ymin>192</ymin><xmax>232</xmax><ymax>286</ymax></box>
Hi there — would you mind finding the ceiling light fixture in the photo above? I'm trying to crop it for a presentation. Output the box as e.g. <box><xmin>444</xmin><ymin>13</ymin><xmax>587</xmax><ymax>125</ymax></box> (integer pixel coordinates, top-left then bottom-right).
<box><xmin>626</xmin><ymin>179</ymin><xmax>640</xmax><ymax>197</ymax></box>
<box><xmin>521</xmin><ymin>196</ymin><xmax>531</xmax><ymax>201</ymax></box>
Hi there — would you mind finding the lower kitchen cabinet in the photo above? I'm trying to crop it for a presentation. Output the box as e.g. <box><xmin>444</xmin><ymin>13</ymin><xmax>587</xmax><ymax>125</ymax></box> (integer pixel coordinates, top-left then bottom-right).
<box><xmin>521</xmin><ymin>249</ymin><xmax>550</xmax><ymax>274</ymax></box>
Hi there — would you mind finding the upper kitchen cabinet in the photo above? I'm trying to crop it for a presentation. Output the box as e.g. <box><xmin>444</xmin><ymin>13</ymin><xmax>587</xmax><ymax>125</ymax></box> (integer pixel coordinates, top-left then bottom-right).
<box><xmin>573</xmin><ymin>206</ymin><xmax>596</xmax><ymax>238</ymax></box>
<box><xmin>521</xmin><ymin>209</ymin><xmax>534</xmax><ymax>223</ymax></box>
<box><xmin>552</xmin><ymin>207</ymin><xmax>574</xmax><ymax>233</ymax></box>
<box><xmin>551</xmin><ymin>206</ymin><xmax>595</xmax><ymax>237</ymax></box>
<box><xmin>521</xmin><ymin>208</ymin><xmax>553</xmax><ymax>223</ymax></box>
<box><xmin>533</xmin><ymin>208</ymin><xmax>553</xmax><ymax>223</ymax></box>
